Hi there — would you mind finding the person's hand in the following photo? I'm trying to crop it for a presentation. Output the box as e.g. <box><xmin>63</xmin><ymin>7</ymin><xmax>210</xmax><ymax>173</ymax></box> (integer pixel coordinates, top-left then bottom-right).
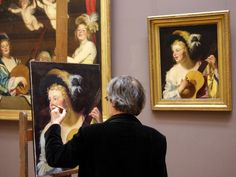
<box><xmin>206</xmin><ymin>55</ymin><xmax>217</xmax><ymax>69</ymax></box>
<box><xmin>50</xmin><ymin>106</ymin><xmax>67</xmax><ymax>125</ymax></box>
<box><xmin>10</xmin><ymin>76</ymin><xmax>27</xmax><ymax>89</ymax></box>
<box><xmin>8</xmin><ymin>76</ymin><xmax>27</xmax><ymax>96</ymax></box>
<box><xmin>178</xmin><ymin>78</ymin><xmax>190</xmax><ymax>94</ymax></box>
<box><xmin>89</xmin><ymin>107</ymin><xmax>103</xmax><ymax>123</ymax></box>
<box><xmin>16</xmin><ymin>76</ymin><xmax>27</xmax><ymax>88</ymax></box>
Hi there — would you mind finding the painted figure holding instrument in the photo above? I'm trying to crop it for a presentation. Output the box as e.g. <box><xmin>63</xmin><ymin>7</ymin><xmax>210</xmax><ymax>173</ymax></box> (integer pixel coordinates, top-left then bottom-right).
<box><xmin>36</xmin><ymin>68</ymin><xmax>101</xmax><ymax>176</ymax></box>
<box><xmin>0</xmin><ymin>33</ymin><xmax>29</xmax><ymax>96</ymax></box>
<box><xmin>163</xmin><ymin>30</ymin><xmax>219</xmax><ymax>99</ymax></box>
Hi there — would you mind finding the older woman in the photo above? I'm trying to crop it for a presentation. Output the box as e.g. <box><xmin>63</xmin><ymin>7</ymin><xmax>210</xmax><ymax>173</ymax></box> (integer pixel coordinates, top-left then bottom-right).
<box><xmin>163</xmin><ymin>30</ymin><xmax>219</xmax><ymax>99</ymax></box>
<box><xmin>45</xmin><ymin>75</ymin><xmax>168</xmax><ymax>177</ymax></box>
<box><xmin>67</xmin><ymin>13</ymin><xmax>99</xmax><ymax>64</ymax></box>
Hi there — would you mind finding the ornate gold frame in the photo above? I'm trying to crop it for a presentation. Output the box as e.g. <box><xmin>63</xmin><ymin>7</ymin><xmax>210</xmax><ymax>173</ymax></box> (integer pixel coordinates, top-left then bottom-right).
<box><xmin>148</xmin><ymin>10</ymin><xmax>231</xmax><ymax>111</ymax></box>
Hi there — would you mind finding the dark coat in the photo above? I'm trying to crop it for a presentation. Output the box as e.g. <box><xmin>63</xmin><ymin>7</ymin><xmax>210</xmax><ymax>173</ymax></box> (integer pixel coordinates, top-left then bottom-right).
<box><xmin>45</xmin><ymin>113</ymin><xmax>168</xmax><ymax>177</ymax></box>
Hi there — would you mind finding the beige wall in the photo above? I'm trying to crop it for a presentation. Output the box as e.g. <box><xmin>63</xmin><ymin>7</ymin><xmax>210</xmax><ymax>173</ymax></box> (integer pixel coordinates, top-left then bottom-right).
<box><xmin>0</xmin><ymin>0</ymin><xmax>235</xmax><ymax>177</ymax></box>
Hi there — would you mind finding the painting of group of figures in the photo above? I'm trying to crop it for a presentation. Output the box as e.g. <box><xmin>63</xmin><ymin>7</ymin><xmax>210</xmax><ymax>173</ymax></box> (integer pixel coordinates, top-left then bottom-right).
<box><xmin>0</xmin><ymin>0</ymin><xmax>102</xmax><ymax>111</ymax></box>
<box><xmin>1</xmin><ymin>0</ymin><xmax>108</xmax><ymax>176</ymax></box>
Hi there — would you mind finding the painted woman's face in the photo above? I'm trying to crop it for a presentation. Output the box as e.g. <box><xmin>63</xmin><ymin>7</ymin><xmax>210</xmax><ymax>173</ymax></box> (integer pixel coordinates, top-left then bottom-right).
<box><xmin>48</xmin><ymin>89</ymin><xmax>67</xmax><ymax>111</ymax></box>
<box><xmin>171</xmin><ymin>41</ymin><xmax>187</xmax><ymax>63</ymax></box>
<box><xmin>76</xmin><ymin>24</ymin><xmax>88</xmax><ymax>42</ymax></box>
<box><xmin>0</xmin><ymin>40</ymin><xmax>10</xmax><ymax>57</ymax></box>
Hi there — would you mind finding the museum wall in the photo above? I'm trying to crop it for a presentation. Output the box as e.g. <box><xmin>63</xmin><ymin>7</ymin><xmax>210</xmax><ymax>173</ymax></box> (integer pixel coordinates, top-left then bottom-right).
<box><xmin>0</xmin><ymin>0</ymin><xmax>235</xmax><ymax>177</ymax></box>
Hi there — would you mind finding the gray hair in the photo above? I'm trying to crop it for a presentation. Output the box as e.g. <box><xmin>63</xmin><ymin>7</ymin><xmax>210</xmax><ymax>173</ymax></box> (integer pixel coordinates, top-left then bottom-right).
<box><xmin>107</xmin><ymin>75</ymin><xmax>146</xmax><ymax>116</ymax></box>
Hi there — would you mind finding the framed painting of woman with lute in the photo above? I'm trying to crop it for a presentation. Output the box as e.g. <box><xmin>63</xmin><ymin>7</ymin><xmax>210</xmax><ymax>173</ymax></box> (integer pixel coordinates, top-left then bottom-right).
<box><xmin>148</xmin><ymin>10</ymin><xmax>231</xmax><ymax>111</ymax></box>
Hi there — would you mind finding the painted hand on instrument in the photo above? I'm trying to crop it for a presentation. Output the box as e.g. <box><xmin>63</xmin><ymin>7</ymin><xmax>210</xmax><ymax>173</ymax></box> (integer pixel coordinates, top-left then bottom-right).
<box><xmin>178</xmin><ymin>78</ymin><xmax>190</xmax><ymax>94</ymax></box>
<box><xmin>8</xmin><ymin>76</ymin><xmax>27</xmax><ymax>96</ymax></box>
<box><xmin>206</xmin><ymin>55</ymin><xmax>217</xmax><ymax>69</ymax></box>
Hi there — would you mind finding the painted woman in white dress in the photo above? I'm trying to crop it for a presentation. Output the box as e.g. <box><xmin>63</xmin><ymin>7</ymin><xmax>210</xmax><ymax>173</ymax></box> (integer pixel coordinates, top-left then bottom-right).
<box><xmin>163</xmin><ymin>30</ymin><xmax>219</xmax><ymax>99</ymax></box>
<box><xmin>67</xmin><ymin>13</ymin><xmax>99</xmax><ymax>64</ymax></box>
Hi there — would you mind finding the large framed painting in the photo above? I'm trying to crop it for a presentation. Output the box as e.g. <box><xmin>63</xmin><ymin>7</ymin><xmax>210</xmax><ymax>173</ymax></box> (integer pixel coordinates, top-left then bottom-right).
<box><xmin>0</xmin><ymin>0</ymin><xmax>110</xmax><ymax>120</ymax></box>
<box><xmin>30</xmin><ymin>61</ymin><xmax>101</xmax><ymax>176</ymax></box>
<box><xmin>0</xmin><ymin>0</ymin><xmax>56</xmax><ymax>119</ymax></box>
<box><xmin>148</xmin><ymin>10</ymin><xmax>231</xmax><ymax>111</ymax></box>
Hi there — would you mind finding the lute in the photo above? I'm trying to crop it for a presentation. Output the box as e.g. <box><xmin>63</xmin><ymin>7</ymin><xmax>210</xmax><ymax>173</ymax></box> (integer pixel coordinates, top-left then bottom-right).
<box><xmin>180</xmin><ymin>61</ymin><xmax>208</xmax><ymax>98</ymax></box>
<box><xmin>10</xmin><ymin>64</ymin><xmax>30</xmax><ymax>95</ymax></box>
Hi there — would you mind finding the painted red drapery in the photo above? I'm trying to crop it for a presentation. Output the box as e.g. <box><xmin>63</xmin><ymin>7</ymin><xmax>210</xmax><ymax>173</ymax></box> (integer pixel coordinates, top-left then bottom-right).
<box><xmin>85</xmin><ymin>0</ymin><xmax>97</xmax><ymax>43</ymax></box>
<box><xmin>85</xmin><ymin>0</ymin><xmax>96</xmax><ymax>15</ymax></box>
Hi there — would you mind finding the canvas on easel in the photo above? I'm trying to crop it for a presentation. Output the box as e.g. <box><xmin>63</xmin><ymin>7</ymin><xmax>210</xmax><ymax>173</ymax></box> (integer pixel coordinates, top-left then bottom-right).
<box><xmin>29</xmin><ymin>61</ymin><xmax>101</xmax><ymax>176</ymax></box>
<box><xmin>19</xmin><ymin>111</ymin><xmax>78</xmax><ymax>177</ymax></box>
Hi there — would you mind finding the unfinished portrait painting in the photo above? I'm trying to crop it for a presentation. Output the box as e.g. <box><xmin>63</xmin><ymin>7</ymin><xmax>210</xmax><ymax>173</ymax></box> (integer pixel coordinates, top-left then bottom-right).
<box><xmin>30</xmin><ymin>61</ymin><xmax>101</xmax><ymax>176</ymax></box>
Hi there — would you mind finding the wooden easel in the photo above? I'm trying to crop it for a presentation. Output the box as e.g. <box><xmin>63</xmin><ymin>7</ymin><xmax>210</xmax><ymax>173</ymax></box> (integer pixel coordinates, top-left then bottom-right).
<box><xmin>19</xmin><ymin>112</ymin><xmax>78</xmax><ymax>177</ymax></box>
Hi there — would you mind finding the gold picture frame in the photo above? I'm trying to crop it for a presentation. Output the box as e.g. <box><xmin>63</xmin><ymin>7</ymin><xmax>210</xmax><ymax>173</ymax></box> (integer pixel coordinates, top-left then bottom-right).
<box><xmin>148</xmin><ymin>10</ymin><xmax>231</xmax><ymax>111</ymax></box>
<box><xmin>0</xmin><ymin>0</ymin><xmax>111</xmax><ymax>120</ymax></box>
